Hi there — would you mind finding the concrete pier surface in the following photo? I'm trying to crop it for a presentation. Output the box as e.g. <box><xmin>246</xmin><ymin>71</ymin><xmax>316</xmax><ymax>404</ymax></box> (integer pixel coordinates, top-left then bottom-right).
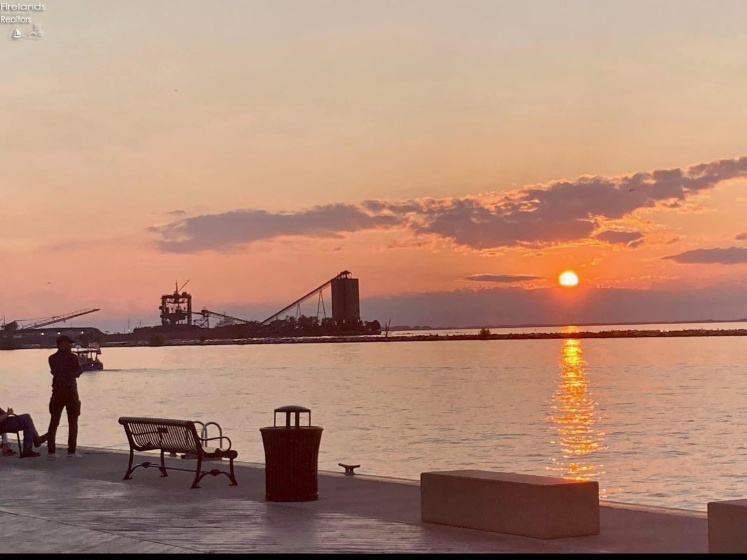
<box><xmin>0</xmin><ymin>447</ymin><xmax>708</xmax><ymax>553</ymax></box>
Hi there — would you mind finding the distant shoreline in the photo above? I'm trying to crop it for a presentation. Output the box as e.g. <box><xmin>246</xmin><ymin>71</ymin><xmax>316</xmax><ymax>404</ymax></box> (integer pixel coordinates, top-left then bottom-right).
<box><xmin>390</xmin><ymin>318</ymin><xmax>747</xmax><ymax>332</ymax></box>
<box><xmin>4</xmin><ymin>327</ymin><xmax>747</xmax><ymax>351</ymax></box>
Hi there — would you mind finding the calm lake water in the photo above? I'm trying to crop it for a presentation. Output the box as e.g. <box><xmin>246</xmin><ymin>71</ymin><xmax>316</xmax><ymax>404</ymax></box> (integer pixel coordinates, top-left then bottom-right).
<box><xmin>2</xmin><ymin>321</ymin><xmax>747</xmax><ymax>513</ymax></box>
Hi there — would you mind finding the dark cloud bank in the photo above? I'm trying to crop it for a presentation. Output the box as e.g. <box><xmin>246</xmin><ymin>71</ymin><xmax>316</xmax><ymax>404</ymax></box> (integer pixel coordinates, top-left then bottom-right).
<box><xmin>358</xmin><ymin>285</ymin><xmax>747</xmax><ymax>328</ymax></box>
<box><xmin>663</xmin><ymin>247</ymin><xmax>747</xmax><ymax>265</ymax></box>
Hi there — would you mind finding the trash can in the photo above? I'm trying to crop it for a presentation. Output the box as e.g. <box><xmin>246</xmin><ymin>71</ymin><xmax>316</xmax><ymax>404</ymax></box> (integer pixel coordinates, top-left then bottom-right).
<box><xmin>260</xmin><ymin>405</ymin><xmax>323</xmax><ymax>502</ymax></box>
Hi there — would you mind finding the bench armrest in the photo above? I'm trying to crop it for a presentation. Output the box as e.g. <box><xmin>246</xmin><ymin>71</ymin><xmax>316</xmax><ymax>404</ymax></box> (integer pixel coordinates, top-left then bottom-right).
<box><xmin>201</xmin><ymin>435</ymin><xmax>232</xmax><ymax>452</ymax></box>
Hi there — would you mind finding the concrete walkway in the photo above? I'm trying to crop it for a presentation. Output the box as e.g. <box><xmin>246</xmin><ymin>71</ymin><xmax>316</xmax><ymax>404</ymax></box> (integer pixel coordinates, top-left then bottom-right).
<box><xmin>0</xmin><ymin>447</ymin><xmax>708</xmax><ymax>553</ymax></box>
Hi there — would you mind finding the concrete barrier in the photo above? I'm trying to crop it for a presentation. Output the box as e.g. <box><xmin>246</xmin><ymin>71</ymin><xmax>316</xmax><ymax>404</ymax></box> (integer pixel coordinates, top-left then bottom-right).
<box><xmin>708</xmin><ymin>499</ymin><xmax>747</xmax><ymax>553</ymax></box>
<box><xmin>421</xmin><ymin>469</ymin><xmax>600</xmax><ymax>539</ymax></box>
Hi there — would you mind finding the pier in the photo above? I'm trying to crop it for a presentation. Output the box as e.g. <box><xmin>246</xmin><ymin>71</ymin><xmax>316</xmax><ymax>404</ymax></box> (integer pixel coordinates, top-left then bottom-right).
<box><xmin>1</xmin><ymin>447</ymin><xmax>708</xmax><ymax>553</ymax></box>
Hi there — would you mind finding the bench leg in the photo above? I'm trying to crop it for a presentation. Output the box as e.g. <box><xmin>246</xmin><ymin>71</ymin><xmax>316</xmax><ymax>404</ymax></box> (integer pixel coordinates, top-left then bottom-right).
<box><xmin>159</xmin><ymin>450</ymin><xmax>168</xmax><ymax>478</ymax></box>
<box><xmin>191</xmin><ymin>457</ymin><xmax>238</xmax><ymax>488</ymax></box>
<box><xmin>123</xmin><ymin>448</ymin><xmax>135</xmax><ymax>480</ymax></box>
<box><xmin>191</xmin><ymin>456</ymin><xmax>204</xmax><ymax>489</ymax></box>
<box><xmin>228</xmin><ymin>458</ymin><xmax>238</xmax><ymax>486</ymax></box>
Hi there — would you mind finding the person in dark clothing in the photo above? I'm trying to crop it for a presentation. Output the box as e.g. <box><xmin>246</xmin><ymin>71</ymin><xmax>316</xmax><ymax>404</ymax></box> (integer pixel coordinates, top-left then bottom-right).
<box><xmin>46</xmin><ymin>334</ymin><xmax>84</xmax><ymax>460</ymax></box>
<box><xmin>0</xmin><ymin>405</ymin><xmax>47</xmax><ymax>458</ymax></box>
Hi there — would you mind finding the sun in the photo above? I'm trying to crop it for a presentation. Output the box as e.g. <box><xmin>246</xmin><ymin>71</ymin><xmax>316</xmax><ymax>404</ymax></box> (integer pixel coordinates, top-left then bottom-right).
<box><xmin>558</xmin><ymin>270</ymin><xmax>579</xmax><ymax>288</ymax></box>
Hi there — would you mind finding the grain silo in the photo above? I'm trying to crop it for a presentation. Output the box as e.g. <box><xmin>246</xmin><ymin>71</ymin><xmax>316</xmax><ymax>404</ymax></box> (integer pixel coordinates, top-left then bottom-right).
<box><xmin>331</xmin><ymin>271</ymin><xmax>360</xmax><ymax>325</ymax></box>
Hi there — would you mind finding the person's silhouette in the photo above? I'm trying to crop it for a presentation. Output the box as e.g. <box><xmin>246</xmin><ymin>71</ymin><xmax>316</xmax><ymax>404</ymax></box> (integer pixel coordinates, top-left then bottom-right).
<box><xmin>46</xmin><ymin>335</ymin><xmax>84</xmax><ymax>460</ymax></box>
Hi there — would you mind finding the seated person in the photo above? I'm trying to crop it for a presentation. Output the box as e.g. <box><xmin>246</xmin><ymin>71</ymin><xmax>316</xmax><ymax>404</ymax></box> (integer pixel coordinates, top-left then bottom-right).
<box><xmin>0</xmin><ymin>406</ymin><xmax>47</xmax><ymax>458</ymax></box>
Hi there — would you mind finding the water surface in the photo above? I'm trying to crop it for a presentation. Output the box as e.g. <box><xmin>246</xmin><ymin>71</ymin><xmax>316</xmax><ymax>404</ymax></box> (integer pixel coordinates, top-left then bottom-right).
<box><xmin>2</xmin><ymin>331</ymin><xmax>746</xmax><ymax>512</ymax></box>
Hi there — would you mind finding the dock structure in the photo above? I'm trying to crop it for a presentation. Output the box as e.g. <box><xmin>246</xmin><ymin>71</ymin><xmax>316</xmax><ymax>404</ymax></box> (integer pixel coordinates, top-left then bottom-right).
<box><xmin>0</xmin><ymin>447</ymin><xmax>708</xmax><ymax>553</ymax></box>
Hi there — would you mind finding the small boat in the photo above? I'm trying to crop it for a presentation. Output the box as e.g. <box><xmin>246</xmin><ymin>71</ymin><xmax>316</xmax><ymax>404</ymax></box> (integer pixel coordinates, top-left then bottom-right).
<box><xmin>73</xmin><ymin>343</ymin><xmax>104</xmax><ymax>372</ymax></box>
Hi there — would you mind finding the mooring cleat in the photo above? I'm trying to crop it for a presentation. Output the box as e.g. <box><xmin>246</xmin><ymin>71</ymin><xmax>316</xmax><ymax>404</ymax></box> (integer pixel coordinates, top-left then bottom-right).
<box><xmin>339</xmin><ymin>463</ymin><xmax>360</xmax><ymax>476</ymax></box>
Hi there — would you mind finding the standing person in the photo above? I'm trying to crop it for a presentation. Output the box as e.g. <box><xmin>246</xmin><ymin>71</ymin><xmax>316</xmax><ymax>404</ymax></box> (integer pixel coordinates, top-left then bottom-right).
<box><xmin>46</xmin><ymin>334</ymin><xmax>84</xmax><ymax>460</ymax></box>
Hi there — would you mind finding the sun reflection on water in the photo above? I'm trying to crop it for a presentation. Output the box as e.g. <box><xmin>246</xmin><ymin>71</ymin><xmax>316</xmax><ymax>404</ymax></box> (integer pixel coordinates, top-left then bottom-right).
<box><xmin>547</xmin><ymin>338</ymin><xmax>606</xmax><ymax>496</ymax></box>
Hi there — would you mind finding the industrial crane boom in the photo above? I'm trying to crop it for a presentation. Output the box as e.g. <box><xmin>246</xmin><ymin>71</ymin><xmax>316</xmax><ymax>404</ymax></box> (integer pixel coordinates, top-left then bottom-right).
<box><xmin>260</xmin><ymin>270</ymin><xmax>351</xmax><ymax>325</ymax></box>
<box><xmin>20</xmin><ymin>308</ymin><xmax>101</xmax><ymax>330</ymax></box>
<box><xmin>192</xmin><ymin>308</ymin><xmax>252</xmax><ymax>328</ymax></box>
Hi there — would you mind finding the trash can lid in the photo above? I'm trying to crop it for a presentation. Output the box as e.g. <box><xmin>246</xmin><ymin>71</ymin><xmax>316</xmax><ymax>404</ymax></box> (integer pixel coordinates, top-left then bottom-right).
<box><xmin>274</xmin><ymin>405</ymin><xmax>311</xmax><ymax>413</ymax></box>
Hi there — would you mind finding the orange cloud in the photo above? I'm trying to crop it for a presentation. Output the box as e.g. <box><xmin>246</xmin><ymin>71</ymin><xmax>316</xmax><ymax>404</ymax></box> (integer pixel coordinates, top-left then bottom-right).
<box><xmin>149</xmin><ymin>155</ymin><xmax>747</xmax><ymax>253</ymax></box>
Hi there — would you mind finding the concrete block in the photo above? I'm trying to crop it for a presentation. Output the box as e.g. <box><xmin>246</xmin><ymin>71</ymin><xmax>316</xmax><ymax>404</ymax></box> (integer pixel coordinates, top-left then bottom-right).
<box><xmin>708</xmin><ymin>499</ymin><xmax>747</xmax><ymax>553</ymax></box>
<box><xmin>421</xmin><ymin>469</ymin><xmax>600</xmax><ymax>539</ymax></box>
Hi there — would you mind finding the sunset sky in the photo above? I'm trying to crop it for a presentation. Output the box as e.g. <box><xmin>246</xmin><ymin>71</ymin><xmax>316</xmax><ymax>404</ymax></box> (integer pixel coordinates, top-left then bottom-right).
<box><xmin>2</xmin><ymin>0</ymin><xmax>747</xmax><ymax>332</ymax></box>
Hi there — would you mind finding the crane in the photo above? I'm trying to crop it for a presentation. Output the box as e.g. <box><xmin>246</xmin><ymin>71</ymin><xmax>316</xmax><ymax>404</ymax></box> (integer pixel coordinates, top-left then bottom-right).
<box><xmin>17</xmin><ymin>308</ymin><xmax>100</xmax><ymax>330</ymax></box>
<box><xmin>260</xmin><ymin>271</ymin><xmax>350</xmax><ymax>325</ymax></box>
<box><xmin>160</xmin><ymin>280</ymin><xmax>193</xmax><ymax>327</ymax></box>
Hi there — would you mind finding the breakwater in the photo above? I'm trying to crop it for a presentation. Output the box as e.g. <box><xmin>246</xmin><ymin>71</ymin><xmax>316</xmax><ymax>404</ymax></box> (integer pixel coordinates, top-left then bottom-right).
<box><xmin>98</xmin><ymin>327</ymin><xmax>747</xmax><ymax>348</ymax></box>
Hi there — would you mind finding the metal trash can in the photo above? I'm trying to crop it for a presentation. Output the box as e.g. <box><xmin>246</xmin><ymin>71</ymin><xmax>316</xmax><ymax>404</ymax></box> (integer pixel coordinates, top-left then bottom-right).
<box><xmin>260</xmin><ymin>405</ymin><xmax>323</xmax><ymax>502</ymax></box>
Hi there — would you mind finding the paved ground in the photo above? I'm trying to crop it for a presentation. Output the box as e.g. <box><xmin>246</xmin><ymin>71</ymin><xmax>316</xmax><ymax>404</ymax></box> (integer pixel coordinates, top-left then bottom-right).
<box><xmin>0</xmin><ymin>447</ymin><xmax>709</xmax><ymax>553</ymax></box>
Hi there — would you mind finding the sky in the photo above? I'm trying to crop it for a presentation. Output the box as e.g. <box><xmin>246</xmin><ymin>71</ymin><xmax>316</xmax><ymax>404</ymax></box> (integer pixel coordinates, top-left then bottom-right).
<box><xmin>2</xmin><ymin>0</ymin><xmax>747</xmax><ymax>332</ymax></box>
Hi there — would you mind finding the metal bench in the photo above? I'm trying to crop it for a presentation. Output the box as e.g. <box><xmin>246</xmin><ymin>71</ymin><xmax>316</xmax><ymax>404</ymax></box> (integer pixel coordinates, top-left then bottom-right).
<box><xmin>118</xmin><ymin>416</ymin><xmax>238</xmax><ymax>489</ymax></box>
